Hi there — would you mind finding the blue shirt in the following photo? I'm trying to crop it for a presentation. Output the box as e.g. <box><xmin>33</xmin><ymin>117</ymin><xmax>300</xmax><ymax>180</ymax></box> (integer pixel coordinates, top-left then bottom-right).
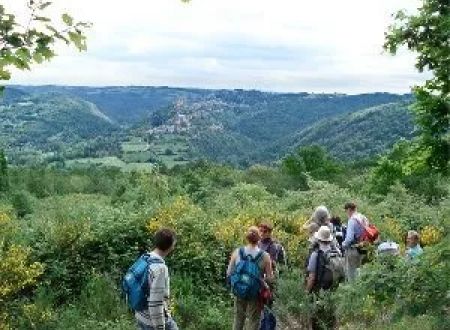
<box><xmin>342</xmin><ymin>214</ymin><xmax>365</xmax><ymax>249</ymax></box>
<box><xmin>406</xmin><ymin>245</ymin><xmax>423</xmax><ymax>260</ymax></box>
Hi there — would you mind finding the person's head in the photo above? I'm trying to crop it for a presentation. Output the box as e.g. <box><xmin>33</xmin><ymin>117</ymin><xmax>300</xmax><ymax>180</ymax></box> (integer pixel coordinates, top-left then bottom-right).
<box><xmin>330</xmin><ymin>216</ymin><xmax>342</xmax><ymax>227</ymax></box>
<box><xmin>246</xmin><ymin>226</ymin><xmax>261</xmax><ymax>245</ymax></box>
<box><xmin>313</xmin><ymin>225</ymin><xmax>333</xmax><ymax>245</ymax></box>
<box><xmin>311</xmin><ymin>205</ymin><xmax>331</xmax><ymax>225</ymax></box>
<box><xmin>304</xmin><ymin>222</ymin><xmax>320</xmax><ymax>238</ymax></box>
<box><xmin>406</xmin><ymin>230</ymin><xmax>420</xmax><ymax>248</ymax></box>
<box><xmin>153</xmin><ymin>228</ymin><xmax>176</xmax><ymax>256</ymax></box>
<box><xmin>258</xmin><ymin>223</ymin><xmax>273</xmax><ymax>240</ymax></box>
<box><xmin>344</xmin><ymin>202</ymin><xmax>357</xmax><ymax>218</ymax></box>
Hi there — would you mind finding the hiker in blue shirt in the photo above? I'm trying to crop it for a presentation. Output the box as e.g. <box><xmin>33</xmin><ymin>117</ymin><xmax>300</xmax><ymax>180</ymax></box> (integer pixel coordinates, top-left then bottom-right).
<box><xmin>406</xmin><ymin>230</ymin><xmax>423</xmax><ymax>261</ymax></box>
<box><xmin>342</xmin><ymin>202</ymin><xmax>367</xmax><ymax>282</ymax></box>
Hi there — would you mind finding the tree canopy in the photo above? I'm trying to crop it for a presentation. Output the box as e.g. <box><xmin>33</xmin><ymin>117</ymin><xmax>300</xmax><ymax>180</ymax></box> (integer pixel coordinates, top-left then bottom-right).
<box><xmin>384</xmin><ymin>0</ymin><xmax>450</xmax><ymax>173</ymax></box>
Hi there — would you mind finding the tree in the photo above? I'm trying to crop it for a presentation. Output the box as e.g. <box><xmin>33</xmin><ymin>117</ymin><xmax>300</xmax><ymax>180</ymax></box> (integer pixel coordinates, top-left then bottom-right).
<box><xmin>0</xmin><ymin>149</ymin><xmax>8</xmax><ymax>192</ymax></box>
<box><xmin>0</xmin><ymin>0</ymin><xmax>91</xmax><ymax>91</ymax></box>
<box><xmin>384</xmin><ymin>0</ymin><xmax>449</xmax><ymax>174</ymax></box>
<box><xmin>282</xmin><ymin>145</ymin><xmax>342</xmax><ymax>184</ymax></box>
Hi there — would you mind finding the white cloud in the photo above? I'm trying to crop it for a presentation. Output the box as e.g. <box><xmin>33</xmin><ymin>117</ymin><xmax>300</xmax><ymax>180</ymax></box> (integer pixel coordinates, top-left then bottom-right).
<box><xmin>4</xmin><ymin>0</ymin><xmax>428</xmax><ymax>93</ymax></box>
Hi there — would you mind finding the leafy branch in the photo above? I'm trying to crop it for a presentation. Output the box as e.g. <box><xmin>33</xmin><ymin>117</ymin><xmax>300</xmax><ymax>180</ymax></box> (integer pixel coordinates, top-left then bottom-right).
<box><xmin>0</xmin><ymin>0</ymin><xmax>91</xmax><ymax>91</ymax></box>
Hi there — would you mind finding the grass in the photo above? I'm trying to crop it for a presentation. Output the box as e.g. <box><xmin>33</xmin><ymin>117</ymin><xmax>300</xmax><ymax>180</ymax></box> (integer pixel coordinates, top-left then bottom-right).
<box><xmin>66</xmin><ymin>157</ymin><xmax>126</xmax><ymax>168</ymax></box>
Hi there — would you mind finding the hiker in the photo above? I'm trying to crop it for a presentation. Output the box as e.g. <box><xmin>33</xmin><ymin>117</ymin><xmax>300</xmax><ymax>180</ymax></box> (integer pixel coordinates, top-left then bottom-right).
<box><xmin>405</xmin><ymin>230</ymin><xmax>423</xmax><ymax>261</ymax></box>
<box><xmin>258</xmin><ymin>223</ymin><xmax>287</xmax><ymax>274</ymax></box>
<box><xmin>342</xmin><ymin>202</ymin><xmax>367</xmax><ymax>282</ymax></box>
<box><xmin>303</xmin><ymin>222</ymin><xmax>320</xmax><ymax>281</ymax></box>
<box><xmin>330</xmin><ymin>216</ymin><xmax>346</xmax><ymax>252</ymax></box>
<box><xmin>310</xmin><ymin>205</ymin><xmax>332</xmax><ymax>227</ymax></box>
<box><xmin>131</xmin><ymin>228</ymin><xmax>178</xmax><ymax>330</ymax></box>
<box><xmin>227</xmin><ymin>226</ymin><xmax>274</xmax><ymax>330</ymax></box>
<box><xmin>305</xmin><ymin>225</ymin><xmax>342</xmax><ymax>329</ymax></box>
<box><xmin>304</xmin><ymin>207</ymin><xmax>341</xmax><ymax>254</ymax></box>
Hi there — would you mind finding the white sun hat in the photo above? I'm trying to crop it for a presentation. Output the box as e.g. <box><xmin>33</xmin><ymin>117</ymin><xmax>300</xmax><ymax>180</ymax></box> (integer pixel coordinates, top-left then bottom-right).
<box><xmin>313</xmin><ymin>225</ymin><xmax>333</xmax><ymax>242</ymax></box>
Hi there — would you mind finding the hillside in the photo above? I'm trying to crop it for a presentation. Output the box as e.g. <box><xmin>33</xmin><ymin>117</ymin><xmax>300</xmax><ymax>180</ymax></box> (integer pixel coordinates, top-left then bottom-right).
<box><xmin>0</xmin><ymin>93</ymin><xmax>119</xmax><ymax>164</ymax></box>
<box><xmin>264</xmin><ymin>102</ymin><xmax>415</xmax><ymax>161</ymax></box>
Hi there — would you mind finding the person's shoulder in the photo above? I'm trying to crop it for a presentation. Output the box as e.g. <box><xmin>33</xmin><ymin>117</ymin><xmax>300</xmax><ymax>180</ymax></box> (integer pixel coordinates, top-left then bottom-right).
<box><xmin>310</xmin><ymin>250</ymin><xmax>319</xmax><ymax>259</ymax></box>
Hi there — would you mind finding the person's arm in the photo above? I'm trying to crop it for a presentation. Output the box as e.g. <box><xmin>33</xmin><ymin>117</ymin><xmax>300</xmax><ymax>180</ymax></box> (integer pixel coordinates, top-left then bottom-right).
<box><xmin>278</xmin><ymin>244</ymin><xmax>287</xmax><ymax>267</ymax></box>
<box><xmin>305</xmin><ymin>252</ymin><xmax>318</xmax><ymax>292</ymax></box>
<box><xmin>263</xmin><ymin>253</ymin><xmax>274</xmax><ymax>284</ymax></box>
<box><xmin>148</xmin><ymin>266</ymin><xmax>167</xmax><ymax>330</ymax></box>
<box><xmin>342</xmin><ymin>219</ymin><xmax>355</xmax><ymax>249</ymax></box>
<box><xmin>226</xmin><ymin>250</ymin><xmax>237</xmax><ymax>279</ymax></box>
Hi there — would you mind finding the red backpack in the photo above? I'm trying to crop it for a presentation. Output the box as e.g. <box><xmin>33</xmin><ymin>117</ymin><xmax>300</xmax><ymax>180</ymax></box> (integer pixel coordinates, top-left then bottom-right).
<box><xmin>355</xmin><ymin>217</ymin><xmax>379</xmax><ymax>243</ymax></box>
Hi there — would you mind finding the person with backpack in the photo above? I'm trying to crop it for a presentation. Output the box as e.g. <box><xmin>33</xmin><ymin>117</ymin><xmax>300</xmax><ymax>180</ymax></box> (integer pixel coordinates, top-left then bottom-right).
<box><xmin>305</xmin><ymin>225</ymin><xmax>343</xmax><ymax>329</ymax></box>
<box><xmin>258</xmin><ymin>223</ymin><xmax>286</xmax><ymax>274</ymax></box>
<box><xmin>342</xmin><ymin>202</ymin><xmax>376</xmax><ymax>282</ymax></box>
<box><xmin>330</xmin><ymin>216</ymin><xmax>346</xmax><ymax>253</ymax></box>
<box><xmin>123</xmin><ymin>228</ymin><xmax>178</xmax><ymax>330</ymax></box>
<box><xmin>227</xmin><ymin>226</ymin><xmax>274</xmax><ymax>330</ymax></box>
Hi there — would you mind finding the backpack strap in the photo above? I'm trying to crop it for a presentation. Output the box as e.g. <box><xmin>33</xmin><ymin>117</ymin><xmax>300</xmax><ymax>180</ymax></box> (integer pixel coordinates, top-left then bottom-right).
<box><xmin>141</xmin><ymin>254</ymin><xmax>164</xmax><ymax>268</ymax></box>
<box><xmin>253</xmin><ymin>250</ymin><xmax>264</xmax><ymax>263</ymax></box>
<box><xmin>239</xmin><ymin>247</ymin><xmax>246</xmax><ymax>260</ymax></box>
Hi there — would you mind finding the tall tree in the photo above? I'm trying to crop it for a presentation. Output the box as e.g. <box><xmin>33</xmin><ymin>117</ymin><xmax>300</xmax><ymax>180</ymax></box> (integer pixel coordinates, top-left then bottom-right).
<box><xmin>0</xmin><ymin>0</ymin><xmax>91</xmax><ymax>92</ymax></box>
<box><xmin>0</xmin><ymin>149</ymin><xmax>8</xmax><ymax>192</ymax></box>
<box><xmin>384</xmin><ymin>0</ymin><xmax>449</xmax><ymax>174</ymax></box>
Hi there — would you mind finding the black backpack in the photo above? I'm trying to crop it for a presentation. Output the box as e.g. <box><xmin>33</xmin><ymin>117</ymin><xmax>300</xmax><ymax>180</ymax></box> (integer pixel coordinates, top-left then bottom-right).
<box><xmin>314</xmin><ymin>248</ymin><xmax>344</xmax><ymax>291</ymax></box>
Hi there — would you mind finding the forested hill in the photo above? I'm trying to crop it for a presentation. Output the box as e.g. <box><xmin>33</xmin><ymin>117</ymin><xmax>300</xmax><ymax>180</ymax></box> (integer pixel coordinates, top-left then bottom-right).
<box><xmin>261</xmin><ymin>102</ymin><xmax>415</xmax><ymax>161</ymax></box>
<box><xmin>0</xmin><ymin>92</ymin><xmax>119</xmax><ymax>164</ymax></box>
<box><xmin>2</xmin><ymin>86</ymin><xmax>414</xmax><ymax>166</ymax></box>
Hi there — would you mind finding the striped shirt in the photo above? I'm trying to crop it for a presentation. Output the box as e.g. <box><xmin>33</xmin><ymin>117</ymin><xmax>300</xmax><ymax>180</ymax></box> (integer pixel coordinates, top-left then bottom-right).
<box><xmin>135</xmin><ymin>252</ymin><xmax>170</xmax><ymax>329</ymax></box>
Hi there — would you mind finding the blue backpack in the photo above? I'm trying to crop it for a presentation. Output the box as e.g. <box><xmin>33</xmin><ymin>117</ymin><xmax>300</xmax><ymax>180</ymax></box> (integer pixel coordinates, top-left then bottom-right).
<box><xmin>231</xmin><ymin>248</ymin><xmax>264</xmax><ymax>299</ymax></box>
<box><xmin>122</xmin><ymin>253</ymin><xmax>163</xmax><ymax>311</ymax></box>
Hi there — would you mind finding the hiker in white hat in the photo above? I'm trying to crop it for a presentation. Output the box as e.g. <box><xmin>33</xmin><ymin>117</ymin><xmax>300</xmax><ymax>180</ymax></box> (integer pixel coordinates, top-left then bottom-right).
<box><xmin>305</xmin><ymin>225</ymin><xmax>342</xmax><ymax>329</ymax></box>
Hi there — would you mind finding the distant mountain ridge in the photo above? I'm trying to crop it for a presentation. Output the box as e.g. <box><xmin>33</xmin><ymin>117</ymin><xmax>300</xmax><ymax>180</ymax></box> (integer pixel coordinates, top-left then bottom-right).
<box><xmin>2</xmin><ymin>86</ymin><xmax>414</xmax><ymax>166</ymax></box>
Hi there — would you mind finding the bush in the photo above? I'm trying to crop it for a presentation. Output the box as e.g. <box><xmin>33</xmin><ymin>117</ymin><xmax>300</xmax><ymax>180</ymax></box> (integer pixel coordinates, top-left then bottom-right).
<box><xmin>335</xmin><ymin>239</ymin><xmax>450</xmax><ymax>328</ymax></box>
<box><xmin>12</xmin><ymin>190</ymin><xmax>34</xmax><ymax>218</ymax></box>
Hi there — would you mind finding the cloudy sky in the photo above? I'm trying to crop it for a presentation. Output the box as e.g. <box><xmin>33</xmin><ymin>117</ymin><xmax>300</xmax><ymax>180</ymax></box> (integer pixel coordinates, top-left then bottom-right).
<box><xmin>6</xmin><ymin>0</ymin><xmax>426</xmax><ymax>93</ymax></box>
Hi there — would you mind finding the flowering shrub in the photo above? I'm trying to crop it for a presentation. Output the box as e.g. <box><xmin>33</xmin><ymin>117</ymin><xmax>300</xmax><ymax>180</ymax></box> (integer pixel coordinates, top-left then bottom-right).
<box><xmin>420</xmin><ymin>225</ymin><xmax>443</xmax><ymax>246</ymax></box>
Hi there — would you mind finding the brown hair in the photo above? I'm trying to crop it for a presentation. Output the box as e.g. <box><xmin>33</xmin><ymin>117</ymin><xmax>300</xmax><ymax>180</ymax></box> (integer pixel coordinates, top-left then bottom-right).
<box><xmin>246</xmin><ymin>226</ymin><xmax>261</xmax><ymax>244</ymax></box>
<box><xmin>258</xmin><ymin>222</ymin><xmax>273</xmax><ymax>232</ymax></box>
<box><xmin>344</xmin><ymin>202</ymin><xmax>357</xmax><ymax>211</ymax></box>
<box><xmin>154</xmin><ymin>228</ymin><xmax>176</xmax><ymax>251</ymax></box>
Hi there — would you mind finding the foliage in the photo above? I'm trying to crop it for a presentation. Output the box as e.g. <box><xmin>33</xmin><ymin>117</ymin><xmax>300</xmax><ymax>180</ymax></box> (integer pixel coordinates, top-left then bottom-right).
<box><xmin>11</xmin><ymin>189</ymin><xmax>34</xmax><ymax>218</ymax></box>
<box><xmin>336</xmin><ymin>239</ymin><xmax>450</xmax><ymax>328</ymax></box>
<box><xmin>282</xmin><ymin>145</ymin><xmax>342</xmax><ymax>185</ymax></box>
<box><xmin>0</xmin><ymin>149</ymin><xmax>7</xmax><ymax>192</ymax></box>
<box><xmin>0</xmin><ymin>161</ymin><xmax>447</xmax><ymax>329</ymax></box>
<box><xmin>384</xmin><ymin>0</ymin><xmax>450</xmax><ymax>173</ymax></box>
<box><xmin>0</xmin><ymin>1</ymin><xmax>90</xmax><ymax>89</ymax></box>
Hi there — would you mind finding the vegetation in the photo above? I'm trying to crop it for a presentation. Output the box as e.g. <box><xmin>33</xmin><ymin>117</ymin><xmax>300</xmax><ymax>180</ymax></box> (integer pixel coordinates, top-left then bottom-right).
<box><xmin>0</xmin><ymin>146</ymin><xmax>448</xmax><ymax>329</ymax></box>
<box><xmin>384</xmin><ymin>0</ymin><xmax>449</xmax><ymax>174</ymax></box>
<box><xmin>0</xmin><ymin>2</ymin><xmax>447</xmax><ymax>329</ymax></box>
<box><xmin>0</xmin><ymin>1</ymin><xmax>90</xmax><ymax>90</ymax></box>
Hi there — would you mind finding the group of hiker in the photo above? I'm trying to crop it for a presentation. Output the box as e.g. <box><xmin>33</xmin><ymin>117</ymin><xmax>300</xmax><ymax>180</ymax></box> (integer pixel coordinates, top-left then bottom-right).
<box><xmin>122</xmin><ymin>201</ymin><xmax>424</xmax><ymax>330</ymax></box>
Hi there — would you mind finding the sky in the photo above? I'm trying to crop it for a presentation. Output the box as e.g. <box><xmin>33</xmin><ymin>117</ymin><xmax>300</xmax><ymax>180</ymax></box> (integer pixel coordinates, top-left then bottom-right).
<box><xmin>6</xmin><ymin>0</ymin><xmax>427</xmax><ymax>94</ymax></box>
